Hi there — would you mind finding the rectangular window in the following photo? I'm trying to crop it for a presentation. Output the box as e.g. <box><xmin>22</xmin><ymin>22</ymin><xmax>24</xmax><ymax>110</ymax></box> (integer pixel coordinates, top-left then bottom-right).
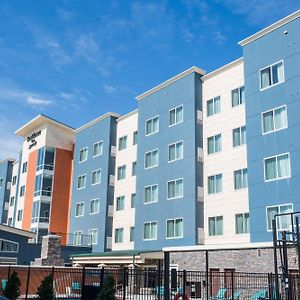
<box><xmin>36</xmin><ymin>147</ymin><xmax>55</xmax><ymax>171</ymax></box>
<box><xmin>233</xmin><ymin>126</ymin><xmax>246</xmax><ymax>147</ymax></box>
<box><xmin>117</xmin><ymin>165</ymin><xmax>126</xmax><ymax>180</ymax></box>
<box><xmin>22</xmin><ymin>162</ymin><xmax>28</xmax><ymax>173</ymax></box>
<box><xmin>77</xmin><ymin>175</ymin><xmax>86</xmax><ymax>189</ymax></box>
<box><xmin>208</xmin><ymin>174</ymin><xmax>222</xmax><ymax>194</ymax></box>
<box><xmin>115</xmin><ymin>228</ymin><xmax>124</xmax><ymax>243</ymax></box>
<box><xmin>267</xmin><ymin>204</ymin><xmax>293</xmax><ymax>231</ymax></box>
<box><xmin>131</xmin><ymin>193</ymin><xmax>136</xmax><ymax>208</ymax></box>
<box><xmin>9</xmin><ymin>196</ymin><xmax>15</xmax><ymax>207</ymax></box>
<box><xmin>260</xmin><ymin>61</ymin><xmax>284</xmax><ymax>90</ymax></box>
<box><xmin>20</xmin><ymin>185</ymin><xmax>25</xmax><ymax>197</ymax></box>
<box><xmin>79</xmin><ymin>148</ymin><xmax>88</xmax><ymax>162</ymax></box>
<box><xmin>132</xmin><ymin>161</ymin><xmax>137</xmax><ymax>176</ymax></box>
<box><xmin>133</xmin><ymin>131</ymin><xmax>138</xmax><ymax>145</ymax></box>
<box><xmin>167</xmin><ymin>179</ymin><xmax>183</xmax><ymax>199</ymax></box>
<box><xmin>90</xmin><ymin>199</ymin><xmax>100</xmax><ymax>214</ymax></box>
<box><xmin>145</xmin><ymin>149</ymin><xmax>159</xmax><ymax>169</ymax></box>
<box><xmin>262</xmin><ymin>105</ymin><xmax>288</xmax><ymax>134</ymax></box>
<box><xmin>12</xmin><ymin>176</ymin><xmax>17</xmax><ymax>186</ymax></box>
<box><xmin>207</xmin><ymin>96</ymin><xmax>221</xmax><ymax>116</ymax></box>
<box><xmin>7</xmin><ymin>218</ymin><xmax>13</xmax><ymax>227</ymax></box>
<box><xmin>73</xmin><ymin>231</ymin><xmax>83</xmax><ymax>246</ymax></box>
<box><xmin>168</xmin><ymin>141</ymin><xmax>183</xmax><ymax>162</ymax></box>
<box><xmin>116</xmin><ymin>196</ymin><xmax>125</xmax><ymax>211</ymax></box>
<box><xmin>0</xmin><ymin>239</ymin><xmax>18</xmax><ymax>252</ymax></box>
<box><xmin>34</xmin><ymin>174</ymin><xmax>53</xmax><ymax>196</ymax></box>
<box><xmin>93</xmin><ymin>141</ymin><xmax>103</xmax><ymax>157</ymax></box>
<box><xmin>209</xmin><ymin>216</ymin><xmax>223</xmax><ymax>236</ymax></box>
<box><xmin>234</xmin><ymin>168</ymin><xmax>248</xmax><ymax>189</ymax></box>
<box><xmin>264</xmin><ymin>153</ymin><xmax>291</xmax><ymax>181</ymax></box>
<box><xmin>118</xmin><ymin>136</ymin><xmax>128</xmax><ymax>151</ymax></box>
<box><xmin>144</xmin><ymin>221</ymin><xmax>157</xmax><ymax>240</ymax></box>
<box><xmin>145</xmin><ymin>116</ymin><xmax>159</xmax><ymax>136</ymax></box>
<box><xmin>235</xmin><ymin>213</ymin><xmax>249</xmax><ymax>234</ymax></box>
<box><xmin>0</xmin><ymin>178</ymin><xmax>3</xmax><ymax>188</ymax></box>
<box><xmin>75</xmin><ymin>202</ymin><xmax>84</xmax><ymax>217</ymax></box>
<box><xmin>130</xmin><ymin>226</ymin><xmax>135</xmax><ymax>242</ymax></box>
<box><xmin>207</xmin><ymin>134</ymin><xmax>222</xmax><ymax>154</ymax></box>
<box><xmin>144</xmin><ymin>185</ymin><xmax>158</xmax><ymax>204</ymax></box>
<box><xmin>232</xmin><ymin>87</ymin><xmax>245</xmax><ymax>107</ymax></box>
<box><xmin>91</xmin><ymin>169</ymin><xmax>101</xmax><ymax>185</ymax></box>
<box><xmin>169</xmin><ymin>105</ymin><xmax>183</xmax><ymax>126</ymax></box>
<box><xmin>167</xmin><ymin>218</ymin><xmax>183</xmax><ymax>239</ymax></box>
<box><xmin>17</xmin><ymin>210</ymin><xmax>23</xmax><ymax>222</ymax></box>
<box><xmin>88</xmin><ymin>229</ymin><xmax>98</xmax><ymax>245</ymax></box>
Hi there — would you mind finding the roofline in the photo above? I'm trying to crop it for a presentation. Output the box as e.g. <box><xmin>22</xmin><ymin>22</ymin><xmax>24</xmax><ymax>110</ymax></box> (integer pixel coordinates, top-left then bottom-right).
<box><xmin>117</xmin><ymin>109</ymin><xmax>138</xmax><ymax>122</ymax></box>
<box><xmin>239</xmin><ymin>10</ymin><xmax>300</xmax><ymax>46</ymax></box>
<box><xmin>76</xmin><ymin>112</ymin><xmax>121</xmax><ymax>133</ymax></box>
<box><xmin>136</xmin><ymin>66</ymin><xmax>206</xmax><ymax>101</ymax></box>
<box><xmin>0</xmin><ymin>158</ymin><xmax>16</xmax><ymax>165</ymax></box>
<box><xmin>0</xmin><ymin>224</ymin><xmax>36</xmax><ymax>239</ymax></box>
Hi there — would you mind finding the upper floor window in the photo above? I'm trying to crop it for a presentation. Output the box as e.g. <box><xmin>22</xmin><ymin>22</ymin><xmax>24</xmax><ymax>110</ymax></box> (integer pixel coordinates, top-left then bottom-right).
<box><xmin>34</xmin><ymin>174</ymin><xmax>53</xmax><ymax>196</ymax></box>
<box><xmin>169</xmin><ymin>141</ymin><xmax>183</xmax><ymax>162</ymax></box>
<box><xmin>169</xmin><ymin>105</ymin><xmax>183</xmax><ymax>126</ymax></box>
<box><xmin>167</xmin><ymin>218</ymin><xmax>183</xmax><ymax>239</ymax></box>
<box><xmin>207</xmin><ymin>96</ymin><xmax>220</xmax><ymax>116</ymax></box>
<box><xmin>264</xmin><ymin>153</ymin><xmax>291</xmax><ymax>181</ymax></box>
<box><xmin>20</xmin><ymin>185</ymin><xmax>25</xmax><ymax>197</ymax></box>
<box><xmin>116</xmin><ymin>196</ymin><xmax>125</xmax><ymax>211</ymax></box>
<box><xmin>91</xmin><ymin>169</ymin><xmax>101</xmax><ymax>185</ymax></box>
<box><xmin>234</xmin><ymin>168</ymin><xmax>248</xmax><ymax>190</ymax></box>
<box><xmin>133</xmin><ymin>131</ymin><xmax>138</xmax><ymax>145</ymax></box>
<box><xmin>115</xmin><ymin>228</ymin><xmax>124</xmax><ymax>243</ymax></box>
<box><xmin>130</xmin><ymin>226</ymin><xmax>135</xmax><ymax>242</ymax></box>
<box><xmin>262</xmin><ymin>105</ymin><xmax>287</xmax><ymax>134</ymax></box>
<box><xmin>208</xmin><ymin>216</ymin><xmax>223</xmax><ymax>236</ymax></box>
<box><xmin>235</xmin><ymin>213</ymin><xmax>249</xmax><ymax>234</ymax></box>
<box><xmin>260</xmin><ymin>61</ymin><xmax>284</xmax><ymax>90</ymax></box>
<box><xmin>0</xmin><ymin>178</ymin><xmax>3</xmax><ymax>188</ymax></box>
<box><xmin>93</xmin><ymin>141</ymin><xmax>103</xmax><ymax>157</ymax></box>
<box><xmin>12</xmin><ymin>176</ymin><xmax>17</xmax><ymax>186</ymax></box>
<box><xmin>145</xmin><ymin>116</ymin><xmax>159</xmax><ymax>136</ymax></box>
<box><xmin>232</xmin><ymin>87</ymin><xmax>245</xmax><ymax>107</ymax></box>
<box><xmin>167</xmin><ymin>178</ymin><xmax>183</xmax><ymax>199</ymax></box>
<box><xmin>0</xmin><ymin>239</ymin><xmax>18</xmax><ymax>253</ymax></box>
<box><xmin>90</xmin><ymin>198</ymin><xmax>100</xmax><ymax>214</ymax></box>
<box><xmin>37</xmin><ymin>147</ymin><xmax>55</xmax><ymax>171</ymax></box>
<box><xmin>88</xmin><ymin>229</ymin><xmax>98</xmax><ymax>245</ymax></box>
<box><xmin>267</xmin><ymin>204</ymin><xmax>292</xmax><ymax>231</ymax></box>
<box><xmin>75</xmin><ymin>202</ymin><xmax>84</xmax><ymax>217</ymax></box>
<box><xmin>207</xmin><ymin>134</ymin><xmax>221</xmax><ymax>154</ymax></box>
<box><xmin>145</xmin><ymin>149</ymin><xmax>159</xmax><ymax>169</ymax></box>
<box><xmin>208</xmin><ymin>174</ymin><xmax>222</xmax><ymax>194</ymax></box>
<box><xmin>119</xmin><ymin>136</ymin><xmax>127</xmax><ymax>151</ymax></box>
<box><xmin>233</xmin><ymin>126</ymin><xmax>246</xmax><ymax>147</ymax></box>
<box><xmin>144</xmin><ymin>184</ymin><xmax>158</xmax><ymax>204</ymax></box>
<box><xmin>10</xmin><ymin>196</ymin><xmax>15</xmax><ymax>206</ymax></box>
<box><xmin>132</xmin><ymin>161</ymin><xmax>137</xmax><ymax>176</ymax></box>
<box><xmin>131</xmin><ymin>193</ymin><xmax>136</xmax><ymax>208</ymax></box>
<box><xmin>117</xmin><ymin>165</ymin><xmax>126</xmax><ymax>180</ymax></box>
<box><xmin>17</xmin><ymin>209</ymin><xmax>23</xmax><ymax>222</ymax></box>
<box><xmin>144</xmin><ymin>221</ymin><xmax>157</xmax><ymax>240</ymax></box>
<box><xmin>79</xmin><ymin>148</ymin><xmax>88</xmax><ymax>163</ymax></box>
<box><xmin>73</xmin><ymin>231</ymin><xmax>83</xmax><ymax>246</ymax></box>
<box><xmin>77</xmin><ymin>175</ymin><xmax>86</xmax><ymax>189</ymax></box>
<box><xmin>7</xmin><ymin>218</ymin><xmax>13</xmax><ymax>227</ymax></box>
<box><xmin>22</xmin><ymin>162</ymin><xmax>28</xmax><ymax>173</ymax></box>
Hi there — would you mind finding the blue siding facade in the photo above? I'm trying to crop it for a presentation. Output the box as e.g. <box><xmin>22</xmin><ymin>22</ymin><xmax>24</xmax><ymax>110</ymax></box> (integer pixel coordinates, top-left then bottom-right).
<box><xmin>243</xmin><ymin>17</ymin><xmax>300</xmax><ymax>242</ymax></box>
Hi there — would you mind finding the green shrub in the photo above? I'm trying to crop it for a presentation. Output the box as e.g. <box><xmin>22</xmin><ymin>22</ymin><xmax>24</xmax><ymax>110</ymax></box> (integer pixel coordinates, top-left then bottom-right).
<box><xmin>2</xmin><ymin>271</ymin><xmax>21</xmax><ymax>300</ymax></box>
<box><xmin>36</xmin><ymin>275</ymin><xmax>54</xmax><ymax>300</ymax></box>
<box><xmin>97</xmin><ymin>274</ymin><xmax>116</xmax><ymax>300</ymax></box>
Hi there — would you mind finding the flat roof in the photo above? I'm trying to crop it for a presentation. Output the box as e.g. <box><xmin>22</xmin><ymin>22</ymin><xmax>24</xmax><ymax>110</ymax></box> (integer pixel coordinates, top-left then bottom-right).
<box><xmin>0</xmin><ymin>158</ymin><xmax>15</xmax><ymax>165</ymax></box>
<box><xmin>239</xmin><ymin>9</ymin><xmax>300</xmax><ymax>46</ymax></box>
<box><xmin>136</xmin><ymin>66</ymin><xmax>206</xmax><ymax>101</ymax></box>
<box><xmin>117</xmin><ymin>109</ymin><xmax>138</xmax><ymax>122</ymax></box>
<box><xmin>0</xmin><ymin>224</ymin><xmax>36</xmax><ymax>239</ymax></box>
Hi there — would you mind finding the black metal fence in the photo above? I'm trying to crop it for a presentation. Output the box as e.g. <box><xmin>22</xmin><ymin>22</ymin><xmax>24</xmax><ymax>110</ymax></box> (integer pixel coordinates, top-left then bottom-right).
<box><xmin>0</xmin><ymin>265</ymin><xmax>299</xmax><ymax>299</ymax></box>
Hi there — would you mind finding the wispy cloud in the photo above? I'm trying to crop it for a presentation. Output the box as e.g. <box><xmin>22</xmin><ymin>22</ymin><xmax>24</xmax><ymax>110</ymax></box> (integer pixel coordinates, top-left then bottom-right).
<box><xmin>26</xmin><ymin>96</ymin><xmax>53</xmax><ymax>106</ymax></box>
<box><xmin>57</xmin><ymin>8</ymin><xmax>76</xmax><ymax>22</ymax></box>
<box><xmin>103</xmin><ymin>84</ymin><xmax>117</xmax><ymax>94</ymax></box>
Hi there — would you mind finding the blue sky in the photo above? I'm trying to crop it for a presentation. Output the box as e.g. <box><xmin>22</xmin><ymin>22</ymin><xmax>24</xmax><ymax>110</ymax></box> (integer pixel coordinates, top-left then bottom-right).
<box><xmin>0</xmin><ymin>0</ymin><xmax>300</xmax><ymax>160</ymax></box>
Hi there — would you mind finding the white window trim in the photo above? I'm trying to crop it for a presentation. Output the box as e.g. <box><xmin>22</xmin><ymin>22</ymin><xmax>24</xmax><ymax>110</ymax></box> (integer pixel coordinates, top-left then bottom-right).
<box><xmin>266</xmin><ymin>203</ymin><xmax>293</xmax><ymax>232</ymax></box>
<box><xmin>168</xmin><ymin>140</ymin><xmax>184</xmax><ymax>163</ymax></box>
<box><xmin>77</xmin><ymin>174</ymin><xmax>87</xmax><ymax>190</ymax></box>
<box><xmin>118</xmin><ymin>135</ymin><xmax>128</xmax><ymax>151</ymax></box>
<box><xmin>144</xmin><ymin>149</ymin><xmax>159</xmax><ymax>169</ymax></box>
<box><xmin>233</xmin><ymin>168</ymin><xmax>248</xmax><ymax>190</ymax></box>
<box><xmin>169</xmin><ymin>104</ymin><xmax>184</xmax><ymax>127</ymax></box>
<box><xmin>207</xmin><ymin>134</ymin><xmax>222</xmax><ymax>155</ymax></box>
<box><xmin>207</xmin><ymin>174</ymin><xmax>223</xmax><ymax>195</ymax></box>
<box><xmin>79</xmin><ymin>147</ymin><xmax>88</xmax><ymax>163</ymax></box>
<box><xmin>0</xmin><ymin>238</ymin><xmax>19</xmax><ymax>253</ymax></box>
<box><xmin>73</xmin><ymin>230</ymin><xmax>84</xmax><ymax>245</ymax></box>
<box><xmin>261</xmin><ymin>104</ymin><xmax>288</xmax><ymax>135</ymax></box>
<box><xmin>235</xmin><ymin>212</ymin><xmax>249</xmax><ymax>235</ymax></box>
<box><xmin>144</xmin><ymin>184</ymin><xmax>158</xmax><ymax>204</ymax></box>
<box><xmin>90</xmin><ymin>198</ymin><xmax>100</xmax><ymax>215</ymax></box>
<box><xmin>75</xmin><ymin>202</ymin><xmax>85</xmax><ymax>217</ymax></box>
<box><xmin>143</xmin><ymin>221</ymin><xmax>158</xmax><ymax>241</ymax></box>
<box><xmin>167</xmin><ymin>178</ymin><xmax>184</xmax><ymax>200</ymax></box>
<box><xmin>93</xmin><ymin>141</ymin><xmax>103</xmax><ymax>157</ymax></box>
<box><xmin>263</xmin><ymin>152</ymin><xmax>291</xmax><ymax>182</ymax></box>
<box><xmin>206</xmin><ymin>97</ymin><xmax>221</xmax><ymax>117</ymax></box>
<box><xmin>259</xmin><ymin>60</ymin><xmax>285</xmax><ymax>91</ymax></box>
<box><xmin>208</xmin><ymin>216</ymin><xmax>224</xmax><ymax>237</ymax></box>
<box><xmin>145</xmin><ymin>115</ymin><xmax>159</xmax><ymax>136</ymax></box>
<box><xmin>232</xmin><ymin>126</ymin><xmax>246</xmax><ymax>148</ymax></box>
<box><xmin>116</xmin><ymin>196</ymin><xmax>125</xmax><ymax>211</ymax></box>
<box><xmin>117</xmin><ymin>165</ymin><xmax>126</xmax><ymax>180</ymax></box>
<box><xmin>88</xmin><ymin>228</ymin><xmax>99</xmax><ymax>245</ymax></box>
<box><xmin>115</xmin><ymin>227</ymin><xmax>124</xmax><ymax>243</ymax></box>
<box><xmin>231</xmin><ymin>86</ymin><xmax>245</xmax><ymax>108</ymax></box>
<box><xmin>91</xmin><ymin>169</ymin><xmax>102</xmax><ymax>186</ymax></box>
<box><xmin>166</xmin><ymin>218</ymin><xmax>184</xmax><ymax>239</ymax></box>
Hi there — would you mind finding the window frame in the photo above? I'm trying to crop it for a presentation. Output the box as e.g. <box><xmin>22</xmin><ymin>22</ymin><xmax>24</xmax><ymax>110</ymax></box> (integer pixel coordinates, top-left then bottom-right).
<box><xmin>261</xmin><ymin>105</ymin><xmax>288</xmax><ymax>135</ymax></box>
<box><xmin>166</xmin><ymin>218</ymin><xmax>184</xmax><ymax>239</ymax></box>
<box><xmin>264</xmin><ymin>152</ymin><xmax>291</xmax><ymax>182</ymax></box>
<box><xmin>75</xmin><ymin>202</ymin><xmax>85</xmax><ymax>217</ymax></box>
<box><xmin>207</xmin><ymin>96</ymin><xmax>221</xmax><ymax>116</ymax></box>
<box><xmin>115</xmin><ymin>228</ymin><xmax>124</xmax><ymax>243</ymax></box>
<box><xmin>145</xmin><ymin>115</ymin><xmax>159</xmax><ymax>136</ymax></box>
<box><xmin>143</xmin><ymin>221</ymin><xmax>158</xmax><ymax>241</ymax></box>
<box><xmin>117</xmin><ymin>165</ymin><xmax>126</xmax><ymax>180</ymax></box>
<box><xmin>93</xmin><ymin>141</ymin><xmax>103</xmax><ymax>157</ymax></box>
<box><xmin>144</xmin><ymin>184</ymin><xmax>158</xmax><ymax>204</ymax></box>
<box><xmin>116</xmin><ymin>196</ymin><xmax>125</xmax><ymax>211</ymax></box>
<box><xmin>77</xmin><ymin>174</ymin><xmax>87</xmax><ymax>190</ymax></box>
<box><xmin>168</xmin><ymin>140</ymin><xmax>184</xmax><ymax>163</ymax></box>
<box><xmin>0</xmin><ymin>239</ymin><xmax>19</xmax><ymax>253</ymax></box>
<box><xmin>232</xmin><ymin>126</ymin><xmax>246</xmax><ymax>148</ymax></box>
<box><xmin>79</xmin><ymin>147</ymin><xmax>88</xmax><ymax>163</ymax></box>
<box><xmin>235</xmin><ymin>213</ymin><xmax>250</xmax><ymax>234</ymax></box>
<box><xmin>91</xmin><ymin>169</ymin><xmax>102</xmax><ymax>186</ymax></box>
<box><xmin>169</xmin><ymin>105</ymin><xmax>184</xmax><ymax>127</ymax></box>
<box><xmin>90</xmin><ymin>198</ymin><xmax>100</xmax><ymax>215</ymax></box>
<box><xmin>167</xmin><ymin>178</ymin><xmax>184</xmax><ymax>200</ymax></box>
<box><xmin>233</xmin><ymin>168</ymin><xmax>248</xmax><ymax>190</ymax></box>
<box><xmin>118</xmin><ymin>135</ymin><xmax>128</xmax><ymax>151</ymax></box>
<box><xmin>208</xmin><ymin>216</ymin><xmax>224</xmax><ymax>236</ymax></box>
<box><xmin>73</xmin><ymin>231</ymin><xmax>84</xmax><ymax>246</ymax></box>
<box><xmin>266</xmin><ymin>203</ymin><xmax>293</xmax><ymax>232</ymax></box>
<box><xmin>207</xmin><ymin>174</ymin><xmax>223</xmax><ymax>194</ymax></box>
<box><xmin>144</xmin><ymin>149</ymin><xmax>159</xmax><ymax>169</ymax></box>
<box><xmin>207</xmin><ymin>134</ymin><xmax>222</xmax><ymax>155</ymax></box>
<box><xmin>259</xmin><ymin>60</ymin><xmax>285</xmax><ymax>91</ymax></box>
<box><xmin>231</xmin><ymin>86</ymin><xmax>245</xmax><ymax>108</ymax></box>
<box><xmin>88</xmin><ymin>228</ymin><xmax>99</xmax><ymax>245</ymax></box>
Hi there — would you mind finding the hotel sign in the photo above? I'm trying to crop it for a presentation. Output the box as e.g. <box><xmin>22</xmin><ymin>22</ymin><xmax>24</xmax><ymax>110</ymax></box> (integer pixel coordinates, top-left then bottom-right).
<box><xmin>27</xmin><ymin>130</ymin><xmax>41</xmax><ymax>149</ymax></box>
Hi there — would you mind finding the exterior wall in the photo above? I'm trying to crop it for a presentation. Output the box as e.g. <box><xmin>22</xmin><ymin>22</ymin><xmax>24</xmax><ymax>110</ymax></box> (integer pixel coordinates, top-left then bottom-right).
<box><xmin>135</xmin><ymin>72</ymin><xmax>204</xmax><ymax>251</ymax></box>
<box><xmin>242</xmin><ymin>16</ymin><xmax>300</xmax><ymax>242</ymax></box>
<box><xmin>202</xmin><ymin>61</ymin><xmax>250</xmax><ymax>245</ymax></box>
<box><xmin>112</xmin><ymin>111</ymin><xmax>138</xmax><ymax>251</ymax></box>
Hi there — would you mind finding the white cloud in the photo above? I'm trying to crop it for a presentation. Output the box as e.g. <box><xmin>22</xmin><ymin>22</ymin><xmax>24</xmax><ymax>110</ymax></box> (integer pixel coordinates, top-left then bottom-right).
<box><xmin>103</xmin><ymin>84</ymin><xmax>117</xmax><ymax>94</ymax></box>
<box><xmin>26</xmin><ymin>96</ymin><xmax>53</xmax><ymax>106</ymax></box>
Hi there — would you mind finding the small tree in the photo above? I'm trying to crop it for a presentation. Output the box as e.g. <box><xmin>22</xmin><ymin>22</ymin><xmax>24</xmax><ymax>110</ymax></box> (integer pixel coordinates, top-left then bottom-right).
<box><xmin>36</xmin><ymin>275</ymin><xmax>54</xmax><ymax>300</ymax></box>
<box><xmin>97</xmin><ymin>274</ymin><xmax>116</xmax><ymax>300</ymax></box>
<box><xmin>2</xmin><ymin>270</ymin><xmax>21</xmax><ymax>300</ymax></box>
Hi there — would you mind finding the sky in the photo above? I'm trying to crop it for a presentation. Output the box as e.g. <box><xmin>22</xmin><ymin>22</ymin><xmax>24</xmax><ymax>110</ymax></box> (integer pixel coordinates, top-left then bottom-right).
<box><xmin>0</xmin><ymin>0</ymin><xmax>300</xmax><ymax>160</ymax></box>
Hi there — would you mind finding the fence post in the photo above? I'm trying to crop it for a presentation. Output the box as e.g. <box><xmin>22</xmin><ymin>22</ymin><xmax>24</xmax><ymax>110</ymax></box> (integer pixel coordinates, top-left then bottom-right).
<box><xmin>100</xmin><ymin>267</ymin><xmax>104</xmax><ymax>288</ymax></box>
<box><xmin>231</xmin><ymin>270</ymin><xmax>234</xmax><ymax>300</ymax></box>
<box><xmin>7</xmin><ymin>265</ymin><xmax>11</xmax><ymax>281</ymax></box>
<box><xmin>81</xmin><ymin>266</ymin><xmax>85</xmax><ymax>300</ymax></box>
<box><xmin>25</xmin><ymin>266</ymin><xmax>31</xmax><ymax>300</ymax></box>
<box><xmin>123</xmin><ymin>267</ymin><xmax>127</xmax><ymax>300</ymax></box>
<box><xmin>158</xmin><ymin>260</ymin><xmax>161</xmax><ymax>300</ymax></box>
<box><xmin>183</xmin><ymin>269</ymin><xmax>186</xmax><ymax>299</ymax></box>
<box><xmin>164</xmin><ymin>251</ymin><xmax>170</xmax><ymax>300</ymax></box>
<box><xmin>206</xmin><ymin>250</ymin><xmax>209</xmax><ymax>300</ymax></box>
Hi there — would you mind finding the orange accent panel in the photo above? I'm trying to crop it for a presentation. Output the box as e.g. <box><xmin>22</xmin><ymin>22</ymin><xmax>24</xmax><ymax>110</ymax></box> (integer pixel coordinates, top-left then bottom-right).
<box><xmin>49</xmin><ymin>148</ymin><xmax>73</xmax><ymax>245</ymax></box>
<box><xmin>22</xmin><ymin>150</ymin><xmax>38</xmax><ymax>231</ymax></box>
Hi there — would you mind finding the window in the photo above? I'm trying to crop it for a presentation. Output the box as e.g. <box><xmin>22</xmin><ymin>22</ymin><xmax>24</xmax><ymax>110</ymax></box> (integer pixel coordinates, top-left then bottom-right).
<box><xmin>7</xmin><ymin>218</ymin><xmax>12</xmax><ymax>227</ymax></box>
<box><xmin>169</xmin><ymin>105</ymin><xmax>183</xmax><ymax>126</ymax></box>
<box><xmin>132</xmin><ymin>161</ymin><xmax>137</xmax><ymax>176</ymax></box>
<box><xmin>88</xmin><ymin>229</ymin><xmax>98</xmax><ymax>245</ymax></box>
<box><xmin>119</xmin><ymin>136</ymin><xmax>127</xmax><ymax>151</ymax></box>
<box><xmin>115</xmin><ymin>228</ymin><xmax>124</xmax><ymax>243</ymax></box>
<box><xmin>133</xmin><ymin>131</ymin><xmax>138</xmax><ymax>145</ymax></box>
<box><xmin>75</xmin><ymin>202</ymin><xmax>84</xmax><ymax>217</ymax></box>
<box><xmin>168</xmin><ymin>141</ymin><xmax>183</xmax><ymax>162</ymax></box>
<box><xmin>90</xmin><ymin>199</ymin><xmax>100</xmax><ymax>214</ymax></box>
<box><xmin>267</xmin><ymin>204</ymin><xmax>292</xmax><ymax>231</ymax></box>
<box><xmin>20</xmin><ymin>185</ymin><xmax>25</xmax><ymax>197</ymax></box>
<box><xmin>207</xmin><ymin>96</ymin><xmax>221</xmax><ymax>116</ymax></box>
<box><xmin>264</xmin><ymin>153</ymin><xmax>291</xmax><ymax>181</ymax></box>
<box><xmin>36</xmin><ymin>147</ymin><xmax>55</xmax><ymax>171</ymax></box>
<box><xmin>116</xmin><ymin>196</ymin><xmax>125</xmax><ymax>211</ymax></box>
<box><xmin>77</xmin><ymin>175</ymin><xmax>86</xmax><ymax>189</ymax></box>
<box><xmin>91</xmin><ymin>169</ymin><xmax>101</xmax><ymax>185</ymax></box>
<box><xmin>167</xmin><ymin>179</ymin><xmax>183</xmax><ymax>199</ymax></box>
<box><xmin>260</xmin><ymin>61</ymin><xmax>284</xmax><ymax>90</ymax></box>
<box><xmin>131</xmin><ymin>193</ymin><xmax>136</xmax><ymax>208</ymax></box>
<box><xmin>144</xmin><ymin>185</ymin><xmax>158</xmax><ymax>204</ymax></box>
<box><xmin>144</xmin><ymin>221</ymin><xmax>157</xmax><ymax>240</ymax></box>
<box><xmin>22</xmin><ymin>162</ymin><xmax>28</xmax><ymax>173</ymax></box>
<box><xmin>17</xmin><ymin>210</ymin><xmax>23</xmax><ymax>222</ymax></box>
<box><xmin>232</xmin><ymin>87</ymin><xmax>245</xmax><ymax>107</ymax></box>
<box><xmin>233</xmin><ymin>126</ymin><xmax>246</xmax><ymax>147</ymax></box>
<box><xmin>145</xmin><ymin>116</ymin><xmax>159</xmax><ymax>136</ymax></box>
<box><xmin>12</xmin><ymin>176</ymin><xmax>17</xmax><ymax>185</ymax></box>
<box><xmin>0</xmin><ymin>239</ymin><xmax>18</xmax><ymax>253</ymax></box>
<box><xmin>207</xmin><ymin>134</ymin><xmax>221</xmax><ymax>154</ymax></box>
<box><xmin>9</xmin><ymin>196</ymin><xmax>15</xmax><ymax>207</ymax></box>
<box><xmin>117</xmin><ymin>165</ymin><xmax>126</xmax><ymax>180</ymax></box>
<box><xmin>79</xmin><ymin>148</ymin><xmax>88</xmax><ymax>162</ymax></box>
<box><xmin>262</xmin><ymin>105</ymin><xmax>287</xmax><ymax>134</ymax></box>
<box><xmin>167</xmin><ymin>218</ymin><xmax>183</xmax><ymax>239</ymax></box>
<box><xmin>208</xmin><ymin>174</ymin><xmax>222</xmax><ymax>194</ymax></box>
<box><xmin>130</xmin><ymin>227</ymin><xmax>135</xmax><ymax>242</ymax></box>
<box><xmin>209</xmin><ymin>216</ymin><xmax>223</xmax><ymax>236</ymax></box>
<box><xmin>0</xmin><ymin>178</ymin><xmax>3</xmax><ymax>188</ymax></box>
<box><xmin>145</xmin><ymin>149</ymin><xmax>159</xmax><ymax>169</ymax></box>
<box><xmin>73</xmin><ymin>231</ymin><xmax>83</xmax><ymax>246</ymax></box>
<box><xmin>234</xmin><ymin>168</ymin><xmax>248</xmax><ymax>189</ymax></box>
<box><xmin>34</xmin><ymin>174</ymin><xmax>53</xmax><ymax>196</ymax></box>
<box><xmin>235</xmin><ymin>213</ymin><xmax>249</xmax><ymax>234</ymax></box>
<box><xmin>93</xmin><ymin>141</ymin><xmax>103</xmax><ymax>157</ymax></box>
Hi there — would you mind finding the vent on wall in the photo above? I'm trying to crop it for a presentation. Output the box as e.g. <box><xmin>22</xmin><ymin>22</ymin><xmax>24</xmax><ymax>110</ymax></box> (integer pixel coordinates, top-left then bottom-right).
<box><xmin>0</xmin><ymin>257</ymin><xmax>17</xmax><ymax>265</ymax></box>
